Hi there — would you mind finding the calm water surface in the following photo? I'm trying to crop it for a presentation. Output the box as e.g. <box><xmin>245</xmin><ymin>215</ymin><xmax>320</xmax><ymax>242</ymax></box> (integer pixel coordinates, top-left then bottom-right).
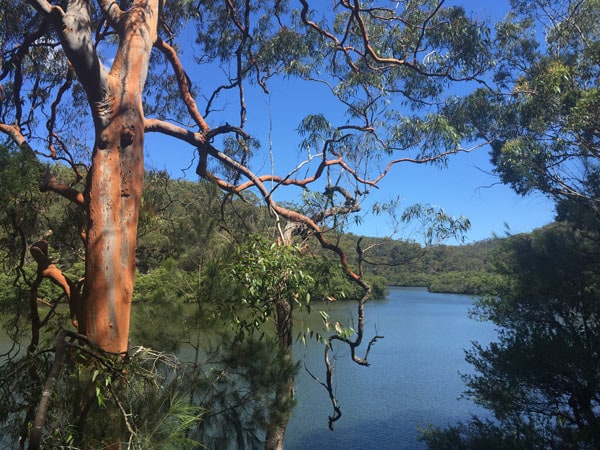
<box><xmin>0</xmin><ymin>287</ymin><xmax>495</xmax><ymax>449</ymax></box>
<box><xmin>284</xmin><ymin>287</ymin><xmax>497</xmax><ymax>450</ymax></box>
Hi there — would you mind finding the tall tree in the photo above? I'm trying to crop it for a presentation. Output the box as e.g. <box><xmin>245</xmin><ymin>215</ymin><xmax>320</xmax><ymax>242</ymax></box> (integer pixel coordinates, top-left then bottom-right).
<box><xmin>448</xmin><ymin>0</ymin><xmax>600</xmax><ymax>213</ymax></box>
<box><xmin>422</xmin><ymin>1</ymin><xmax>600</xmax><ymax>448</ymax></box>
<box><xmin>1</xmin><ymin>0</ymin><xmax>491</xmax><ymax>446</ymax></box>
<box><xmin>1</xmin><ymin>0</ymin><xmax>491</xmax><ymax>353</ymax></box>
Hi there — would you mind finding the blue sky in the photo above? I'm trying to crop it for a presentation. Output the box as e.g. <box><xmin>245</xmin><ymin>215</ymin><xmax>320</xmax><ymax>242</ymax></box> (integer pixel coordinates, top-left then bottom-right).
<box><xmin>144</xmin><ymin>0</ymin><xmax>556</xmax><ymax>244</ymax></box>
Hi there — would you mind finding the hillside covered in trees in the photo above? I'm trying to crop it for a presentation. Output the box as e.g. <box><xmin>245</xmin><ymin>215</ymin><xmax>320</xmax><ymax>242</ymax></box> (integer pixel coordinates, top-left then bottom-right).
<box><xmin>341</xmin><ymin>233</ymin><xmax>505</xmax><ymax>294</ymax></box>
<box><xmin>135</xmin><ymin>170</ymin><xmax>510</xmax><ymax>298</ymax></box>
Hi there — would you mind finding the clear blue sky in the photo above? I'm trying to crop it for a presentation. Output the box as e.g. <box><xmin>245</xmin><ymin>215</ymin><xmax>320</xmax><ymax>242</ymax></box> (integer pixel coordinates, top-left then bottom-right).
<box><xmin>144</xmin><ymin>0</ymin><xmax>556</xmax><ymax>244</ymax></box>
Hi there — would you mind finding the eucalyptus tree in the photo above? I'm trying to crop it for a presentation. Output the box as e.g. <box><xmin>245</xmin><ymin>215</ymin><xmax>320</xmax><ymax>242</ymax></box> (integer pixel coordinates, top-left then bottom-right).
<box><xmin>447</xmin><ymin>0</ymin><xmax>600</xmax><ymax>213</ymax></box>
<box><xmin>421</xmin><ymin>1</ymin><xmax>600</xmax><ymax>448</ymax></box>
<box><xmin>1</xmin><ymin>0</ymin><xmax>492</xmax><ymax>447</ymax></box>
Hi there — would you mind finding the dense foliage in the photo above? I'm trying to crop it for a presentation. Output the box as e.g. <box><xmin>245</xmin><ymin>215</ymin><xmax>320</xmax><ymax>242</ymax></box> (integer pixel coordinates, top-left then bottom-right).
<box><xmin>9</xmin><ymin>0</ymin><xmax>597</xmax><ymax>446</ymax></box>
<box><xmin>422</xmin><ymin>1</ymin><xmax>600</xmax><ymax>448</ymax></box>
<box><xmin>0</xmin><ymin>154</ymin><xmax>495</xmax><ymax>448</ymax></box>
<box><xmin>423</xmin><ymin>220</ymin><xmax>600</xmax><ymax>449</ymax></box>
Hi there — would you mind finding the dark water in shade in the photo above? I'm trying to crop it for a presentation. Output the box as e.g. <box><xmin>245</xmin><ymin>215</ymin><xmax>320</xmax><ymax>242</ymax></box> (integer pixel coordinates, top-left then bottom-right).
<box><xmin>284</xmin><ymin>287</ymin><xmax>497</xmax><ymax>450</ymax></box>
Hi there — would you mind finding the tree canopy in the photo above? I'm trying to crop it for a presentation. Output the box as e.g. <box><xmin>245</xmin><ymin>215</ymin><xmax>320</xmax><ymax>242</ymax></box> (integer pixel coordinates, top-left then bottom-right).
<box><xmin>449</xmin><ymin>0</ymin><xmax>600</xmax><ymax>210</ymax></box>
<box><xmin>422</xmin><ymin>1</ymin><xmax>600</xmax><ymax>448</ymax></box>
<box><xmin>0</xmin><ymin>0</ymin><xmax>495</xmax><ymax>447</ymax></box>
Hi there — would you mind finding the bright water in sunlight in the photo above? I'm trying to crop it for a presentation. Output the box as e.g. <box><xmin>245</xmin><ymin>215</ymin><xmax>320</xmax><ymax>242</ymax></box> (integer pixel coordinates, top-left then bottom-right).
<box><xmin>285</xmin><ymin>287</ymin><xmax>497</xmax><ymax>449</ymax></box>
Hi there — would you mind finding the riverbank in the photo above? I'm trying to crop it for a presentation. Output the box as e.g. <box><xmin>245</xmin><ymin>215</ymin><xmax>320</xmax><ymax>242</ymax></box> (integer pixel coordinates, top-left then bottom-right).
<box><xmin>389</xmin><ymin>271</ymin><xmax>503</xmax><ymax>295</ymax></box>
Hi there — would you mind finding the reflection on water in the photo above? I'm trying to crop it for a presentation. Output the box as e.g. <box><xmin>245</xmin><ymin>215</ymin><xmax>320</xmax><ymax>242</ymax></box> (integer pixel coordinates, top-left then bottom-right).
<box><xmin>0</xmin><ymin>287</ymin><xmax>495</xmax><ymax>449</ymax></box>
<box><xmin>285</xmin><ymin>287</ymin><xmax>496</xmax><ymax>450</ymax></box>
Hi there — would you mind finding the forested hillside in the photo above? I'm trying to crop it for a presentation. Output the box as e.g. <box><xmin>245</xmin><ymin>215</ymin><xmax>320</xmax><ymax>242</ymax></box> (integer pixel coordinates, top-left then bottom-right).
<box><xmin>136</xmin><ymin>171</ymin><xmax>510</xmax><ymax>297</ymax></box>
<box><xmin>356</xmin><ymin>235</ymin><xmax>506</xmax><ymax>294</ymax></box>
<box><xmin>0</xmin><ymin>160</ymin><xmax>506</xmax><ymax>311</ymax></box>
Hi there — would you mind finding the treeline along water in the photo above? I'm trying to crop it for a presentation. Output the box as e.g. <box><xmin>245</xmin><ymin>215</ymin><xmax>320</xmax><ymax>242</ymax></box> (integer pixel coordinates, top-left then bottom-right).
<box><xmin>285</xmin><ymin>287</ymin><xmax>497</xmax><ymax>449</ymax></box>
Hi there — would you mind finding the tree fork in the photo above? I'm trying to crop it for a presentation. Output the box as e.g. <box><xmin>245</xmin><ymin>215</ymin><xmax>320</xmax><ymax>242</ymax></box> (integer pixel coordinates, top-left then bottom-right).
<box><xmin>31</xmin><ymin>0</ymin><xmax>161</xmax><ymax>353</ymax></box>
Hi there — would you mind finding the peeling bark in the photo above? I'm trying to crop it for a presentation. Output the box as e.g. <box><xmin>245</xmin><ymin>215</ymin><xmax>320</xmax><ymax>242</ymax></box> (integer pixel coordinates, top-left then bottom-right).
<box><xmin>31</xmin><ymin>0</ymin><xmax>161</xmax><ymax>353</ymax></box>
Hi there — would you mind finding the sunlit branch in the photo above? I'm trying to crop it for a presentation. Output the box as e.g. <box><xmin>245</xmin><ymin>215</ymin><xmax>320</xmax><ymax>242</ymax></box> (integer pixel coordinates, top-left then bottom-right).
<box><xmin>30</xmin><ymin>239</ymin><xmax>80</xmax><ymax>328</ymax></box>
<box><xmin>346</xmin><ymin>0</ymin><xmax>409</xmax><ymax>66</ymax></box>
<box><xmin>144</xmin><ymin>118</ymin><xmax>377</xmax><ymax>192</ymax></box>
<box><xmin>372</xmin><ymin>141</ymin><xmax>489</xmax><ymax>185</ymax></box>
<box><xmin>28</xmin><ymin>0</ymin><xmax>112</xmax><ymax>112</ymax></box>
<box><xmin>0</xmin><ymin>123</ymin><xmax>29</xmax><ymax>147</ymax></box>
<box><xmin>154</xmin><ymin>38</ymin><xmax>210</xmax><ymax>135</ymax></box>
<box><xmin>299</xmin><ymin>0</ymin><xmax>361</xmax><ymax>72</ymax></box>
<box><xmin>97</xmin><ymin>0</ymin><xmax>124</xmax><ymax>26</ymax></box>
<box><xmin>268</xmin><ymin>152</ymin><xmax>324</xmax><ymax>195</ymax></box>
<box><xmin>26</xmin><ymin>0</ymin><xmax>56</xmax><ymax>15</ymax></box>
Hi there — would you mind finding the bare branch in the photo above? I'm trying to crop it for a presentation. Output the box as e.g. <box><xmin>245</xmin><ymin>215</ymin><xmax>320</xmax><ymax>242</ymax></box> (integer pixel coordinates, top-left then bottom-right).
<box><xmin>39</xmin><ymin>167</ymin><xmax>86</xmax><ymax>208</ymax></box>
<box><xmin>371</xmin><ymin>141</ymin><xmax>490</xmax><ymax>185</ymax></box>
<box><xmin>46</xmin><ymin>65</ymin><xmax>75</xmax><ymax>158</ymax></box>
<box><xmin>154</xmin><ymin>38</ymin><xmax>210</xmax><ymax>135</ymax></box>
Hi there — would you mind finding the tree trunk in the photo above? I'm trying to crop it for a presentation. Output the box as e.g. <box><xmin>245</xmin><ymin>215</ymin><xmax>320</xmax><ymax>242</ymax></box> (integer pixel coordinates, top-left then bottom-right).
<box><xmin>265</xmin><ymin>299</ymin><xmax>295</xmax><ymax>450</ymax></box>
<box><xmin>80</xmin><ymin>106</ymin><xmax>144</xmax><ymax>353</ymax></box>
<box><xmin>66</xmin><ymin>0</ymin><xmax>159</xmax><ymax>354</ymax></box>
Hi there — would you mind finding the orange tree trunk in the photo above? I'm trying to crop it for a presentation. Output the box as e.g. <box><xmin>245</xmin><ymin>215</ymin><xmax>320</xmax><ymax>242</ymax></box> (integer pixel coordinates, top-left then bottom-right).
<box><xmin>80</xmin><ymin>109</ymin><xmax>144</xmax><ymax>354</ymax></box>
<box><xmin>67</xmin><ymin>1</ymin><xmax>159</xmax><ymax>354</ymax></box>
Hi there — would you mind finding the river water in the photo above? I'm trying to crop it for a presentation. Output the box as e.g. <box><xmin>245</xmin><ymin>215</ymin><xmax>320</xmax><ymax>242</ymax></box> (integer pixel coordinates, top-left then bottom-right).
<box><xmin>0</xmin><ymin>287</ymin><xmax>496</xmax><ymax>448</ymax></box>
<box><xmin>284</xmin><ymin>286</ymin><xmax>497</xmax><ymax>449</ymax></box>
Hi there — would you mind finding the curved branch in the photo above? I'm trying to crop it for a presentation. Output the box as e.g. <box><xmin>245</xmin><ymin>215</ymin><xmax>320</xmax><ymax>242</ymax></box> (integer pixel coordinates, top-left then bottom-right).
<box><xmin>371</xmin><ymin>141</ymin><xmax>489</xmax><ymax>185</ymax></box>
<box><xmin>48</xmin><ymin>0</ymin><xmax>108</xmax><ymax>107</ymax></box>
<box><xmin>148</xmin><ymin>116</ymin><xmax>387</xmax><ymax>432</ymax></box>
<box><xmin>98</xmin><ymin>0</ymin><xmax>124</xmax><ymax>26</ymax></box>
<box><xmin>26</xmin><ymin>0</ymin><xmax>56</xmax><ymax>15</ymax></box>
<box><xmin>40</xmin><ymin>168</ymin><xmax>86</xmax><ymax>209</ymax></box>
<box><xmin>30</xmin><ymin>240</ymin><xmax>80</xmax><ymax>328</ymax></box>
<box><xmin>46</xmin><ymin>65</ymin><xmax>75</xmax><ymax>158</ymax></box>
<box><xmin>299</xmin><ymin>0</ymin><xmax>361</xmax><ymax>72</ymax></box>
<box><xmin>0</xmin><ymin>123</ymin><xmax>30</xmax><ymax>147</ymax></box>
<box><xmin>154</xmin><ymin>38</ymin><xmax>210</xmax><ymax>135</ymax></box>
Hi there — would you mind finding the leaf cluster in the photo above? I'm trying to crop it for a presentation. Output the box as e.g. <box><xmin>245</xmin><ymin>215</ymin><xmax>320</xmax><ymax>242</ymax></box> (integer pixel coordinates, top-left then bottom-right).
<box><xmin>447</xmin><ymin>0</ymin><xmax>600</xmax><ymax>207</ymax></box>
